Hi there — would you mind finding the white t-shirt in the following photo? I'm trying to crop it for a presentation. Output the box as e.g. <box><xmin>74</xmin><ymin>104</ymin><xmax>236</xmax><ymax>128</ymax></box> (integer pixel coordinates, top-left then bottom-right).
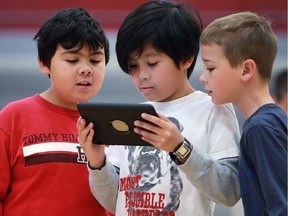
<box><xmin>95</xmin><ymin>91</ymin><xmax>240</xmax><ymax>216</ymax></box>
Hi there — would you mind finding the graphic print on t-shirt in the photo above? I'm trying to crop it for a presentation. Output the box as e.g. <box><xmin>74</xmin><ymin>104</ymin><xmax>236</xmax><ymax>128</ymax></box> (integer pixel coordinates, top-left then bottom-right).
<box><xmin>22</xmin><ymin>132</ymin><xmax>87</xmax><ymax>166</ymax></box>
<box><xmin>120</xmin><ymin>117</ymin><xmax>184</xmax><ymax>215</ymax></box>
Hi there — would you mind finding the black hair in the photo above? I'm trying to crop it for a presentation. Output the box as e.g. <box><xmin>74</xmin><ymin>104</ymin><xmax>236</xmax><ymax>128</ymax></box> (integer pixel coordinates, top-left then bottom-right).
<box><xmin>116</xmin><ymin>0</ymin><xmax>202</xmax><ymax>78</ymax></box>
<box><xmin>33</xmin><ymin>8</ymin><xmax>109</xmax><ymax>68</ymax></box>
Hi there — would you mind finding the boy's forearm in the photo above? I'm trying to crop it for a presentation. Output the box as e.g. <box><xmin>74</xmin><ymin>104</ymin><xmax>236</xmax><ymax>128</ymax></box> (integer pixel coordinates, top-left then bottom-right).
<box><xmin>88</xmin><ymin>158</ymin><xmax>119</xmax><ymax>213</ymax></box>
<box><xmin>179</xmin><ymin>147</ymin><xmax>240</xmax><ymax>206</ymax></box>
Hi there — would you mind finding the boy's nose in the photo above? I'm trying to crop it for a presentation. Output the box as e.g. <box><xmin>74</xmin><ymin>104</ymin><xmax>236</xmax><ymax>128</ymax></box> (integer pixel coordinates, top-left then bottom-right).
<box><xmin>199</xmin><ymin>71</ymin><xmax>207</xmax><ymax>84</ymax></box>
<box><xmin>138</xmin><ymin>68</ymin><xmax>150</xmax><ymax>79</ymax></box>
<box><xmin>80</xmin><ymin>65</ymin><xmax>93</xmax><ymax>75</ymax></box>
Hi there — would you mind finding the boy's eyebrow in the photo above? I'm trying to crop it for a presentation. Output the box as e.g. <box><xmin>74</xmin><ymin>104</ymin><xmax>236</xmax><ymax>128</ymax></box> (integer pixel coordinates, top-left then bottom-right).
<box><xmin>143</xmin><ymin>51</ymin><xmax>161</xmax><ymax>57</ymax></box>
<box><xmin>129</xmin><ymin>52</ymin><xmax>161</xmax><ymax>61</ymax></box>
<box><xmin>61</xmin><ymin>49</ymin><xmax>105</xmax><ymax>56</ymax></box>
<box><xmin>90</xmin><ymin>50</ymin><xmax>105</xmax><ymax>56</ymax></box>
<box><xmin>202</xmin><ymin>57</ymin><xmax>214</xmax><ymax>63</ymax></box>
<box><xmin>146</xmin><ymin>53</ymin><xmax>161</xmax><ymax>58</ymax></box>
<box><xmin>201</xmin><ymin>58</ymin><xmax>210</xmax><ymax>62</ymax></box>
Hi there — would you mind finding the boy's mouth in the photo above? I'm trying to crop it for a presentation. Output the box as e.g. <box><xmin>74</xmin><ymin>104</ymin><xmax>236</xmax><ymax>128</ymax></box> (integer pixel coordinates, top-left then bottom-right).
<box><xmin>140</xmin><ymin>86</ymin><xmax>153</xmax><ymax>93</ymax></box>
<box><xmin>204</xmin><ymin>87</ymin><xmax>212</xmax><ymax>94</ymax></box>
<box><xmin>141</xmin><ymin>86</ymin><xmax>152</xmax><ymax>90</ymax></box>
<box><xmin>77</xmin><ymin>80</ymin><xmax>92</xmax><ymax>86</ymax></box>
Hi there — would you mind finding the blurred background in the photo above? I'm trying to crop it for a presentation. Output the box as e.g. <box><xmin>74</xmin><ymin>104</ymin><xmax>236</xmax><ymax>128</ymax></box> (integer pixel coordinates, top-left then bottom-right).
<box><xmin>0</xmin><ymin>0</ymin><xmax>286</xmax><ymax>215</ymax></box>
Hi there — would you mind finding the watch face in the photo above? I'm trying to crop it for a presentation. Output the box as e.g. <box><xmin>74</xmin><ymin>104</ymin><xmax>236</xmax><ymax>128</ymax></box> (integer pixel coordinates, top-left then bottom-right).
<box><xmin>171</xmin><ymin>139</ymin><xmax>192</xmax><ymax>165</ymax></box>
<box><xmin>174</xmin><ymin>140</ymin><xmax>191</xmax><ymax>159</ymax></box>
<box><xmin>177</xmin><ymin>145</ymin><xmax>189</xmax><ymax>157</ymax></box>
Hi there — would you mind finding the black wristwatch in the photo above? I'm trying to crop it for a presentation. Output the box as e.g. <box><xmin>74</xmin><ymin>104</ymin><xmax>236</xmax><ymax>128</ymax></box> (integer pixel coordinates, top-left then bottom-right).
<box><xmin>169</xmin><ymin>138</ymin><xmax>192</xmax><ymax>165</ymax></box>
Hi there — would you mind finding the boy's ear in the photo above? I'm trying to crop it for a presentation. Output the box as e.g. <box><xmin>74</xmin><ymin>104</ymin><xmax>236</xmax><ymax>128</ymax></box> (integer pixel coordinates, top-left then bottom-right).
<box><xmin>241</xmin><ymin>59</ymin><xmax>256</xmax><ymax>82</ymax></box>
<box><xmin>38</xmin><ymin>59</ymin><xmax>50</xmax><ymax>76</ymax></box>
<box><xmin>183</xmin><ymin>55</ymin><xmax>194</xmax><ymax>69</ymax></box>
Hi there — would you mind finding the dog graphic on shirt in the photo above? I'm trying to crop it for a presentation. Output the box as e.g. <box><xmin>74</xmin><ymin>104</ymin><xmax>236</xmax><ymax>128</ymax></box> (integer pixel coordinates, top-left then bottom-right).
<box><xmin>126</xmin><ymin>117</ymin><xmax>184</xmax><ymax>213</ymax></box>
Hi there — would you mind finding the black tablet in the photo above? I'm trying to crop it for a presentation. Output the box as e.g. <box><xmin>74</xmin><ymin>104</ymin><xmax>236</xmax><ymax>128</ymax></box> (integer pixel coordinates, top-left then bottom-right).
<box><xmin>77</xmin><ymin>102</ymin><xmax>158</xmax><ymax>146</ymax></box>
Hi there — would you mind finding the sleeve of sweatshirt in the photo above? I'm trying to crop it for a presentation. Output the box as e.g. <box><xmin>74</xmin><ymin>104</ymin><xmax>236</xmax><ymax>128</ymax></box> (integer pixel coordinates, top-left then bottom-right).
<box><xmin>88</xmin><ymin>157</ymin><xmax>119</xmax><ymax>214</ymax></box>
<box><xmin>179</xmin><ymin>147</ymin><xmax>240</xmax><ymax>206</ymax></box>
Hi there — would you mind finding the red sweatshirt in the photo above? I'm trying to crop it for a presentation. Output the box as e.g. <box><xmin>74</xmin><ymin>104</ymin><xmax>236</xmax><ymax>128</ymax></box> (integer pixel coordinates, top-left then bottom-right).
<box><xmin>0</xmin><ymin>94</ymin><xmax>113</xmax><ymax>216</ymax></box>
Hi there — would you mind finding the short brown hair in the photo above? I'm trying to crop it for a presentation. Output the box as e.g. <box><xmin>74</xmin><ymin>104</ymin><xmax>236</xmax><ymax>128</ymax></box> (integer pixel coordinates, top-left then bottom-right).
<box><xmin>200</xmin><ymin>11</ymin><xmax>277</xmax><ymax>80</ymax></box>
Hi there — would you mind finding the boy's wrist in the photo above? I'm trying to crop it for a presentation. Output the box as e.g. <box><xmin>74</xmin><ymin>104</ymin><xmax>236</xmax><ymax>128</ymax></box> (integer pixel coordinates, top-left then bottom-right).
<box><xmin>169</xmin><ymin>138</ymin><xmax>192</xmax><ymax>165</ymax></box>
<box><xmin>88</xmin><ymin>158</ymin><xmax>106</xmax><ymax>170</ymax></box>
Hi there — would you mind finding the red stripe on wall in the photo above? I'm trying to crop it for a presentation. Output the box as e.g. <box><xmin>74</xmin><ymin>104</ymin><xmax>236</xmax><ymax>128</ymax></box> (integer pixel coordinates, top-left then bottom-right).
<box><xmin>0</xmin><ymin>0</ymin><xmax>286</xmax><ymax>31</ymax></box>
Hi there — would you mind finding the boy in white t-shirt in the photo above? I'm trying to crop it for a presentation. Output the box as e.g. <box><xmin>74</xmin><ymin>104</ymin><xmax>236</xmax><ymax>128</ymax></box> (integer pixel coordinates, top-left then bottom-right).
<box><xmin>78</xmin><ymin>1</ymin><xmax>241</xmax><ymax>215</ymax></box>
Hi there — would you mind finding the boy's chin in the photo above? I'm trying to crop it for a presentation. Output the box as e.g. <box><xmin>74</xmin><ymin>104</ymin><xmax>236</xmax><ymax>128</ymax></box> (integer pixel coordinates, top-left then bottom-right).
<box><xmin>211</xmin><ymin>97</ymin><xmax>224</xmax><ymax>105</ymax></box>
<box><xmin>142</xmin><ymin>96</ymin><xmax>160</xmax><ymax>102</ymax></box>
<box><xmin>76</xmin><ymin>97</ymin><xmax>91</xmax><ymax>103</ymax></box>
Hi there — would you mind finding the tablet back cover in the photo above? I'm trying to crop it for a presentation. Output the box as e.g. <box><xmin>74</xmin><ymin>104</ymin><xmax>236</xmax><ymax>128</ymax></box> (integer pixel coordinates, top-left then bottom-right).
<box><xmin>77</xmin><ymin>102</ymin><xmax>157</xmax><ymax>146</ymax></box>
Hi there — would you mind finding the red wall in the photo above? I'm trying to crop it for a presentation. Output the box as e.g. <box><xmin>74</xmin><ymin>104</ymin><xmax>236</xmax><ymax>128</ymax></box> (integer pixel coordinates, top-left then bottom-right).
<box><xmin>0</xmin><ymin>0</ymin><xmax>286</xmax><ymax>31</ymax></box>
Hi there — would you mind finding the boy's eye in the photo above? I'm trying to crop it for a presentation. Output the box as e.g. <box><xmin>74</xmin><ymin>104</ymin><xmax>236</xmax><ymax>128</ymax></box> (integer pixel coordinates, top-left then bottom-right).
<box><xmin>206</xmin><ymin>67</ymin><xmax>215</xmax><ymax>72</ymax></box>
<box><xmin>127</xmin><ymin>64</ymin><xmax>138</xmax><ymax>75</ymax></box>
<box><xmin>148</xmin><ymin>62</ymin><xmax>157</xmax><ymax>67</ymax></box>
<box><xmin>67</xmin><ymin>59</ymin><xmax>78</xmax><ymax>63</ymax></box>
<box><xmin>91</xmin><ymin>60</ymin><xmax>101</xmax><ymax>64</ymax></box>
<box><xmin>128</xmin><ymin>63</ymin><xmax>137</xmax><ymax>70</ymax></box>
